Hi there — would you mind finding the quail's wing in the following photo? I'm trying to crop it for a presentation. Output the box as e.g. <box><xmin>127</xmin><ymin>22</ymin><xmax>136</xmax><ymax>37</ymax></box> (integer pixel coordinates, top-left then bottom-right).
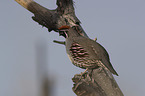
<box><xmin>90</xmin><ymin>40</ymin><xmax>118</xmax><ymax>76</ymax></box>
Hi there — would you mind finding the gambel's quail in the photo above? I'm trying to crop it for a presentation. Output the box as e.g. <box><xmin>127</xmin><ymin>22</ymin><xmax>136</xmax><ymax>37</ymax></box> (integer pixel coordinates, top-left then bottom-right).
<box><xmin>58</xmin><ymin>26</ymin><xmax>118</xmax><ymax>76</ymax></box>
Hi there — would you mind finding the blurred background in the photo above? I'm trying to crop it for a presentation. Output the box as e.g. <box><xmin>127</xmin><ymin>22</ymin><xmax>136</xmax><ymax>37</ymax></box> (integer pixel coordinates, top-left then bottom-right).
<box><xmin>0</xmin><ymin>0</ymin><xmax>145</xmax><ymax>96</ymax></box>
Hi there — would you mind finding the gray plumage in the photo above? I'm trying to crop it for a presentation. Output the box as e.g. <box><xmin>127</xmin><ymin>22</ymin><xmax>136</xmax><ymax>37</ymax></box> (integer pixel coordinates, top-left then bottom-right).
<box><xmin>59</xmin><ymin>26</ymin><xmax>118</xmax><ymax>76</ymax></box>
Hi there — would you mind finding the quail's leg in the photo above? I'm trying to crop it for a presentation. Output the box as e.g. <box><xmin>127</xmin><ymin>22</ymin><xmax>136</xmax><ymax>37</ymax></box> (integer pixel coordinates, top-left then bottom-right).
<box><xmin>88</xmin><ymin>69</ymin><xmax>95</xmax><ymax>83</ymax></box>
<box><xmin>75</xmin><ymin>68</ymin><xmax>89</xmax><ymax>80</ymax></box>
<box><xmin>81</xmin><ymin>68</ymin><xmax>89</xmax><ymax>75</ymax></box>
<box><xmin>78</xmin><ymin>68</ymin><xmax>95</xmax><ymax>82</ymax></box>
<box><xmin>73</xmin><ymin>68</ymin><xmax>89</xmax><ymax>90</ymax></box>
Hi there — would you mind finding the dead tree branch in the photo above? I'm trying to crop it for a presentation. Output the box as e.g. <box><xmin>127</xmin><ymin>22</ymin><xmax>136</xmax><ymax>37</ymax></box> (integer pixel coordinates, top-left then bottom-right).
<box><xmin>15</xmin><ymin>0</ymin><xmax>124</xmax><ymax>96</ymax></box>
<box><xmin>15</xmin><ymin>0</ymin><xmax>88</xmax><ymax>37</ymax></box>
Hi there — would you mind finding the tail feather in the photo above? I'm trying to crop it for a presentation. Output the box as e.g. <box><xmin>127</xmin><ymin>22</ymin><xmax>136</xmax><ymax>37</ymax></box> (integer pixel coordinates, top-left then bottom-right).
<box><xmin>102</xmin><ymin>60</ymin><xmax>119</xmax><ymax>76</ymax></box>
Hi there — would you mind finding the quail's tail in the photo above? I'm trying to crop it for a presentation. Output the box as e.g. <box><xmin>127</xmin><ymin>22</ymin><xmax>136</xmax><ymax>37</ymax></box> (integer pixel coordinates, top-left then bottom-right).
<box><xmin>111</xmin><ymin>67</ymin><xmax>119</xmax><ymax>76</ymax></box>
<box><xmin>107</xmin><ymin>62</ymin><xmax>119</xmax><ymax>76</ymax></box>
<box><xmin>102</xmin><ymin>60</ymin><xmax>119</xmax><ymax>76</ymax></box>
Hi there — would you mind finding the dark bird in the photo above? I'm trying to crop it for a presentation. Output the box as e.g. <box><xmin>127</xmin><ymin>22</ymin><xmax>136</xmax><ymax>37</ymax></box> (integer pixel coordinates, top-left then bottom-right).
<box><xmin>58</xmin><ymin>26</ymin><xmax>118</xmax><ymax>76</ymax></box>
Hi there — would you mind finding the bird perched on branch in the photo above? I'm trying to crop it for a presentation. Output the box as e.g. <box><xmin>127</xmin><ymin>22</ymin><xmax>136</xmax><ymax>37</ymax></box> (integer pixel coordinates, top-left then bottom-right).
<box><xmin>58</xmin><ymin>26</ymin><xmax>118</xmax><ymax>76</ymax></box>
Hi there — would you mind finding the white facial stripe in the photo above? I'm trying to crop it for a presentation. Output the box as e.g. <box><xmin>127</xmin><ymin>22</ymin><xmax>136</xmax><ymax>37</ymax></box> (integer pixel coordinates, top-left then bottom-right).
<box><xmin>64</xmin><ymin>31</ymin><xmax>68</xmax><ymax>38</ymax></box>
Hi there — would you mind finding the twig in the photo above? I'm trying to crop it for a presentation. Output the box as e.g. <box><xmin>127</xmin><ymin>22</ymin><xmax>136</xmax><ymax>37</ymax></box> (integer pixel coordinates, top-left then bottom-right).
<box><xmin>53</xmin><ymin>40</ymin><xmax>65</xmax><ymax>45</ymax></box>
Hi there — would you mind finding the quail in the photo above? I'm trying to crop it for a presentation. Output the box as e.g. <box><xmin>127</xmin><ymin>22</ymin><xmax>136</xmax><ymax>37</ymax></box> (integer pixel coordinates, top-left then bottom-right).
<box><xmin>58</xmin><ymin>26</ymin><xmax>118</xmax><ymax>76</ymax></box>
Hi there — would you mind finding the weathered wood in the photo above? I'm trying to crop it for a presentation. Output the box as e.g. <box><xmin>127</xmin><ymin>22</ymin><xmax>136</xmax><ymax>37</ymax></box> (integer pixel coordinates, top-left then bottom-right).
<box><xmin>72</xmin><ymin>68</ymin><xmax>123</xmax><ymax>96</ymax></box>
<box><xmin>15</xmin><ymin>0</ymin><xmax>124</xmax><ymax>96</ymax></box>
<box><xmin>15</xmin><ymin>0</ymin><xmax>88</xmax><ymax>37</ymax></box>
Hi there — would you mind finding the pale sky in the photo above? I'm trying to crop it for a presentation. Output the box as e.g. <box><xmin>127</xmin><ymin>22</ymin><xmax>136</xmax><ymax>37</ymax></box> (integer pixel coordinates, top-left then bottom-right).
<box><xmin>0</xmin><ymin>0</ymin><xmax>145</xmax><ymax>96</ymax></box>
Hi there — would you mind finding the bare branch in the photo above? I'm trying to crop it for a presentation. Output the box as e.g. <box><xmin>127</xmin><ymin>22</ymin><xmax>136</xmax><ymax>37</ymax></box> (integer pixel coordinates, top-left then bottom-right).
<box><xmin>15</xmin><ymin>0</ymin><xmax>33</xmax><ymax>9</ymax></box>
<box><xmin>15</xmin><ymin>0</ymin><xmax>88</xmax><ymax>37</ymax></box>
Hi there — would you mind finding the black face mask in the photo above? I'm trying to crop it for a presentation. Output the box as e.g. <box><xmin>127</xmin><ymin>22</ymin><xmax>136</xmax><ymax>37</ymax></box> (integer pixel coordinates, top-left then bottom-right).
<box><xmin>59</xmin><ymin>30</ymin><xmax>69</xmax><ymax>38</ymax></box>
